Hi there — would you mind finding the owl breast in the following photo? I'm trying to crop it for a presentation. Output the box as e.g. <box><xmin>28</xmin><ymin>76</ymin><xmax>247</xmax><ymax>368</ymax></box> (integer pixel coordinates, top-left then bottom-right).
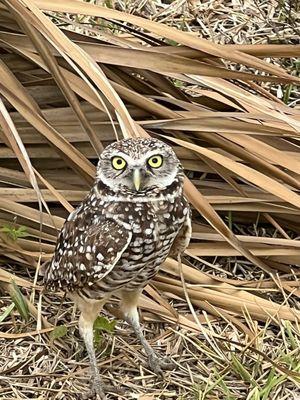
<box><xmin>93</xmin><ymin>196</ymin><xmax>188</xmax><ymax>296</ymax></box>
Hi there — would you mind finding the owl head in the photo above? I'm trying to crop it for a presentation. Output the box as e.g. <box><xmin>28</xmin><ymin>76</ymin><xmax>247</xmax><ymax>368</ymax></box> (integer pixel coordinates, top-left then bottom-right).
<box><xmin>96</xmin><ymin>138</ymin><xmax>183</xmax><ymax>194</ymax></box>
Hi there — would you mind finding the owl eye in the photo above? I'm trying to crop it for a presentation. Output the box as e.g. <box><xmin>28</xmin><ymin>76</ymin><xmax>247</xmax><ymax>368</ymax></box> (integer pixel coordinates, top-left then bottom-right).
<box><xmin>112</xmin><ymin>156</ymin><xmax>127</xmax><ymax>170</ymax></box>
<box><xmin>147</xmin><ymin>155</ymin><xmax>163</xmax><ymax>169</ymax></box>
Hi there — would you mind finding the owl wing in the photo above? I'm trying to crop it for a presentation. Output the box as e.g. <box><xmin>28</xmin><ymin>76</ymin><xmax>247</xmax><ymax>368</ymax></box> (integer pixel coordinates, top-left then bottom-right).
<box><xmin>45</xmin><ymin>216</ymin><xmax>132</xmax><ymax>291</ymax></box>
<box><xmin>169</xmin><ymin>207</ymin><xmax>192</xmax><ymax>258</ymax></box>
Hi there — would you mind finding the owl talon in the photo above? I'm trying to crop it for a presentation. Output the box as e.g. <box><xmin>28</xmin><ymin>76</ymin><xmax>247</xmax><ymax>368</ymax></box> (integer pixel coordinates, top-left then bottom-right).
<box><xmin>83</xmin><ymin>378</ymin><xmax>107</xmax><ymax>400</ymax></box>
<box><xmin>148</xmin><ymin>353</ymin><xmax>175</xmax><ymax>376</ymax></box>
<box><xmin>83</xmin><ymin>379</ymin><xmax>126</xmax><ymax>399</ymax></box>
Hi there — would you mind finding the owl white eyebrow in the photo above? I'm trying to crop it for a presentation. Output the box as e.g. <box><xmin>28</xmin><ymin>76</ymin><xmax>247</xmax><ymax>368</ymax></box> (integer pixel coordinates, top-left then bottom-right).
<box><xmin>108</xmin><ymin>150</ymin><xmax>164</xmax><ymax>164</ymax></box>
<box><xmin>139</xmin><ymin>150</ymin><xmax>164</xmax><ymax>163</ymax></box>
<box><xmin>109</xmin><ymin>152</ymin><xmax>132</xmax><ymax>163</ymax></box>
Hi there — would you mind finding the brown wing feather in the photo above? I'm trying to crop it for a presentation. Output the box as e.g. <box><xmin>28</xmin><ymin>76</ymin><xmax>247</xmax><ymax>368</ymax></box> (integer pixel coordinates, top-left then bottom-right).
<box><xmin>44</xmin><ymin>213</ymin><xmax>132</xmax><ymax>291</ymax></box>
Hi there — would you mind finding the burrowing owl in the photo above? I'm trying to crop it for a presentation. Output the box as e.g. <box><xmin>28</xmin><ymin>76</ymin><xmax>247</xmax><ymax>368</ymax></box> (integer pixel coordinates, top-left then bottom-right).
<box><xmin>44</xmin><ymin>138</ymin><xmax>191</xmax><ymax>399</ymax></box>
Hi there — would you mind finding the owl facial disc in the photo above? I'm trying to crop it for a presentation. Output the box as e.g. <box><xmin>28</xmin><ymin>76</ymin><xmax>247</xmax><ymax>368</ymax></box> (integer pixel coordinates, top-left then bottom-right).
<box><xmin>96</xmin><ymin>138</ymin><xmax>182</xmax><ymax>194</ymax></box>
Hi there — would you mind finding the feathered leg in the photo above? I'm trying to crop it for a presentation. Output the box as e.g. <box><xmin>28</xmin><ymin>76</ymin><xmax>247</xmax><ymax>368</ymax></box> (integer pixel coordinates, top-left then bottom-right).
<box><xmin>120</xmin><ymin>289</ymin><xmax>174</xmax><ymax>375</ymax></box>
<box><xmin>75</xmin><ymin>296</ymin><xmax>107</xmax><ymax>399</ymax></box>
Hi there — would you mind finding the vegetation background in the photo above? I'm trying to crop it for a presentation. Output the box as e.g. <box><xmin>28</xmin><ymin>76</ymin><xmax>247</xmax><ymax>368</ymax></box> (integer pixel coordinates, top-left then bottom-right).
<box><xmin>0</xmin><ymin>0</ymin><xmax>300</xmax><ymax>399</ymax></box>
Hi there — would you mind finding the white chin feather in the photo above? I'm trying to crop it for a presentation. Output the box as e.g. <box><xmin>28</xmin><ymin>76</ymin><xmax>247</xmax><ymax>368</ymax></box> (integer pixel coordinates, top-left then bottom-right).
<box><xmin>97</xmin><ymin>169</ymin><xmax>178</xmax><ymax>192</ymax></box>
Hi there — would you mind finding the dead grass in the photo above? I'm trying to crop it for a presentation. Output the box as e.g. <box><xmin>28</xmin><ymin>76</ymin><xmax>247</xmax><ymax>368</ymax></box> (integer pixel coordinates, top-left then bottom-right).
<box><xmin>0</xmin><ymin>0</ymin><xmax>300</xmax><ymax>398</ymax></box>
<box><xmin>1</xmin><ymin>286</ymin><xmax>300</xmax><ymax>399</ymax></box>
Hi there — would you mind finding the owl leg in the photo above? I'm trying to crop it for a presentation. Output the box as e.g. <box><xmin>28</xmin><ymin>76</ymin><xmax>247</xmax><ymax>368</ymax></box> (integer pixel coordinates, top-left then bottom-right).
<box><xmin>78</xmin><ymin>298</ymin><xmax>107</xmax><ymax>400</ymax></box>
<box><xmin>120</xmin><ymin>289</ymin><xmax>175</xmax><ymax>376</ymax></box>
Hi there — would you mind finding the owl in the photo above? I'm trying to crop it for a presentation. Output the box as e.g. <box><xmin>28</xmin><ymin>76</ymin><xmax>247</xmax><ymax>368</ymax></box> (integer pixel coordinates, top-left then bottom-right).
<box><xmin>44</xmin><ymin>138</ymin><xmax>191</xmax><ymax>399</ymax></box>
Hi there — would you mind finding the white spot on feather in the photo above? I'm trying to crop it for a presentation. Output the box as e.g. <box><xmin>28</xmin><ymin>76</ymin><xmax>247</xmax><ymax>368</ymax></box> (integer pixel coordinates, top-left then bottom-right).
<box><xmin>80</xmin><ymin>263</ymin><xmax>86</xmax><ymax>271</ymax></box>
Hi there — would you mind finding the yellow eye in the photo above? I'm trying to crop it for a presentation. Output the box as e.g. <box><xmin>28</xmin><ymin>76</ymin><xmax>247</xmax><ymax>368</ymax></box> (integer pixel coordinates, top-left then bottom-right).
<box><xmin>148</xmin><ymin>155</ymin><xmax>163</xmax><ymax>169</ymax></box>
<box><xmin>112</xmin><ymin>156</ymin><xmax>127</xmax><ymax>170</ymax></box>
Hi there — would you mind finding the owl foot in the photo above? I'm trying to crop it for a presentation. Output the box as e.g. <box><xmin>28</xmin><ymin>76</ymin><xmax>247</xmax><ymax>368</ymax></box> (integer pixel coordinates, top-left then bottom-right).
<box><xmin>83</xmin><ymin>378</ymin><xmax>126</xmax><ymax>399</ymax></box>
<box><xmin>83</xmin><ymin>377</ymin><xmax>106</xmax><ymax>400</ymax></box>
<box><xmin>148</xmin><ymin>353</ymin><xmax>175</xmax><ymax>376</ymax></box>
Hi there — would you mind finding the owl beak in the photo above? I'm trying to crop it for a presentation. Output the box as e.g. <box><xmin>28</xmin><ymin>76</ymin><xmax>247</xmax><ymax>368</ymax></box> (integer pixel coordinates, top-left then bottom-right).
<box><xmin>133</xmin><ymin>168</ymin><xmax>142</xmax><ymax>191</ymax></box>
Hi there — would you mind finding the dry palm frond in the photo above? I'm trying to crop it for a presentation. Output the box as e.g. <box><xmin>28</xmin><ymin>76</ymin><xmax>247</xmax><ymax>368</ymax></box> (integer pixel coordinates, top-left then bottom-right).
<box><xmin>0</xmin><ymin>0</ymin><xmax>299</xmax><ymax>359</ymax></box>
<box><xmin>1</xmin><ymin>1</ymin><xmax>300</xmax><ymax>399</ymax></box>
